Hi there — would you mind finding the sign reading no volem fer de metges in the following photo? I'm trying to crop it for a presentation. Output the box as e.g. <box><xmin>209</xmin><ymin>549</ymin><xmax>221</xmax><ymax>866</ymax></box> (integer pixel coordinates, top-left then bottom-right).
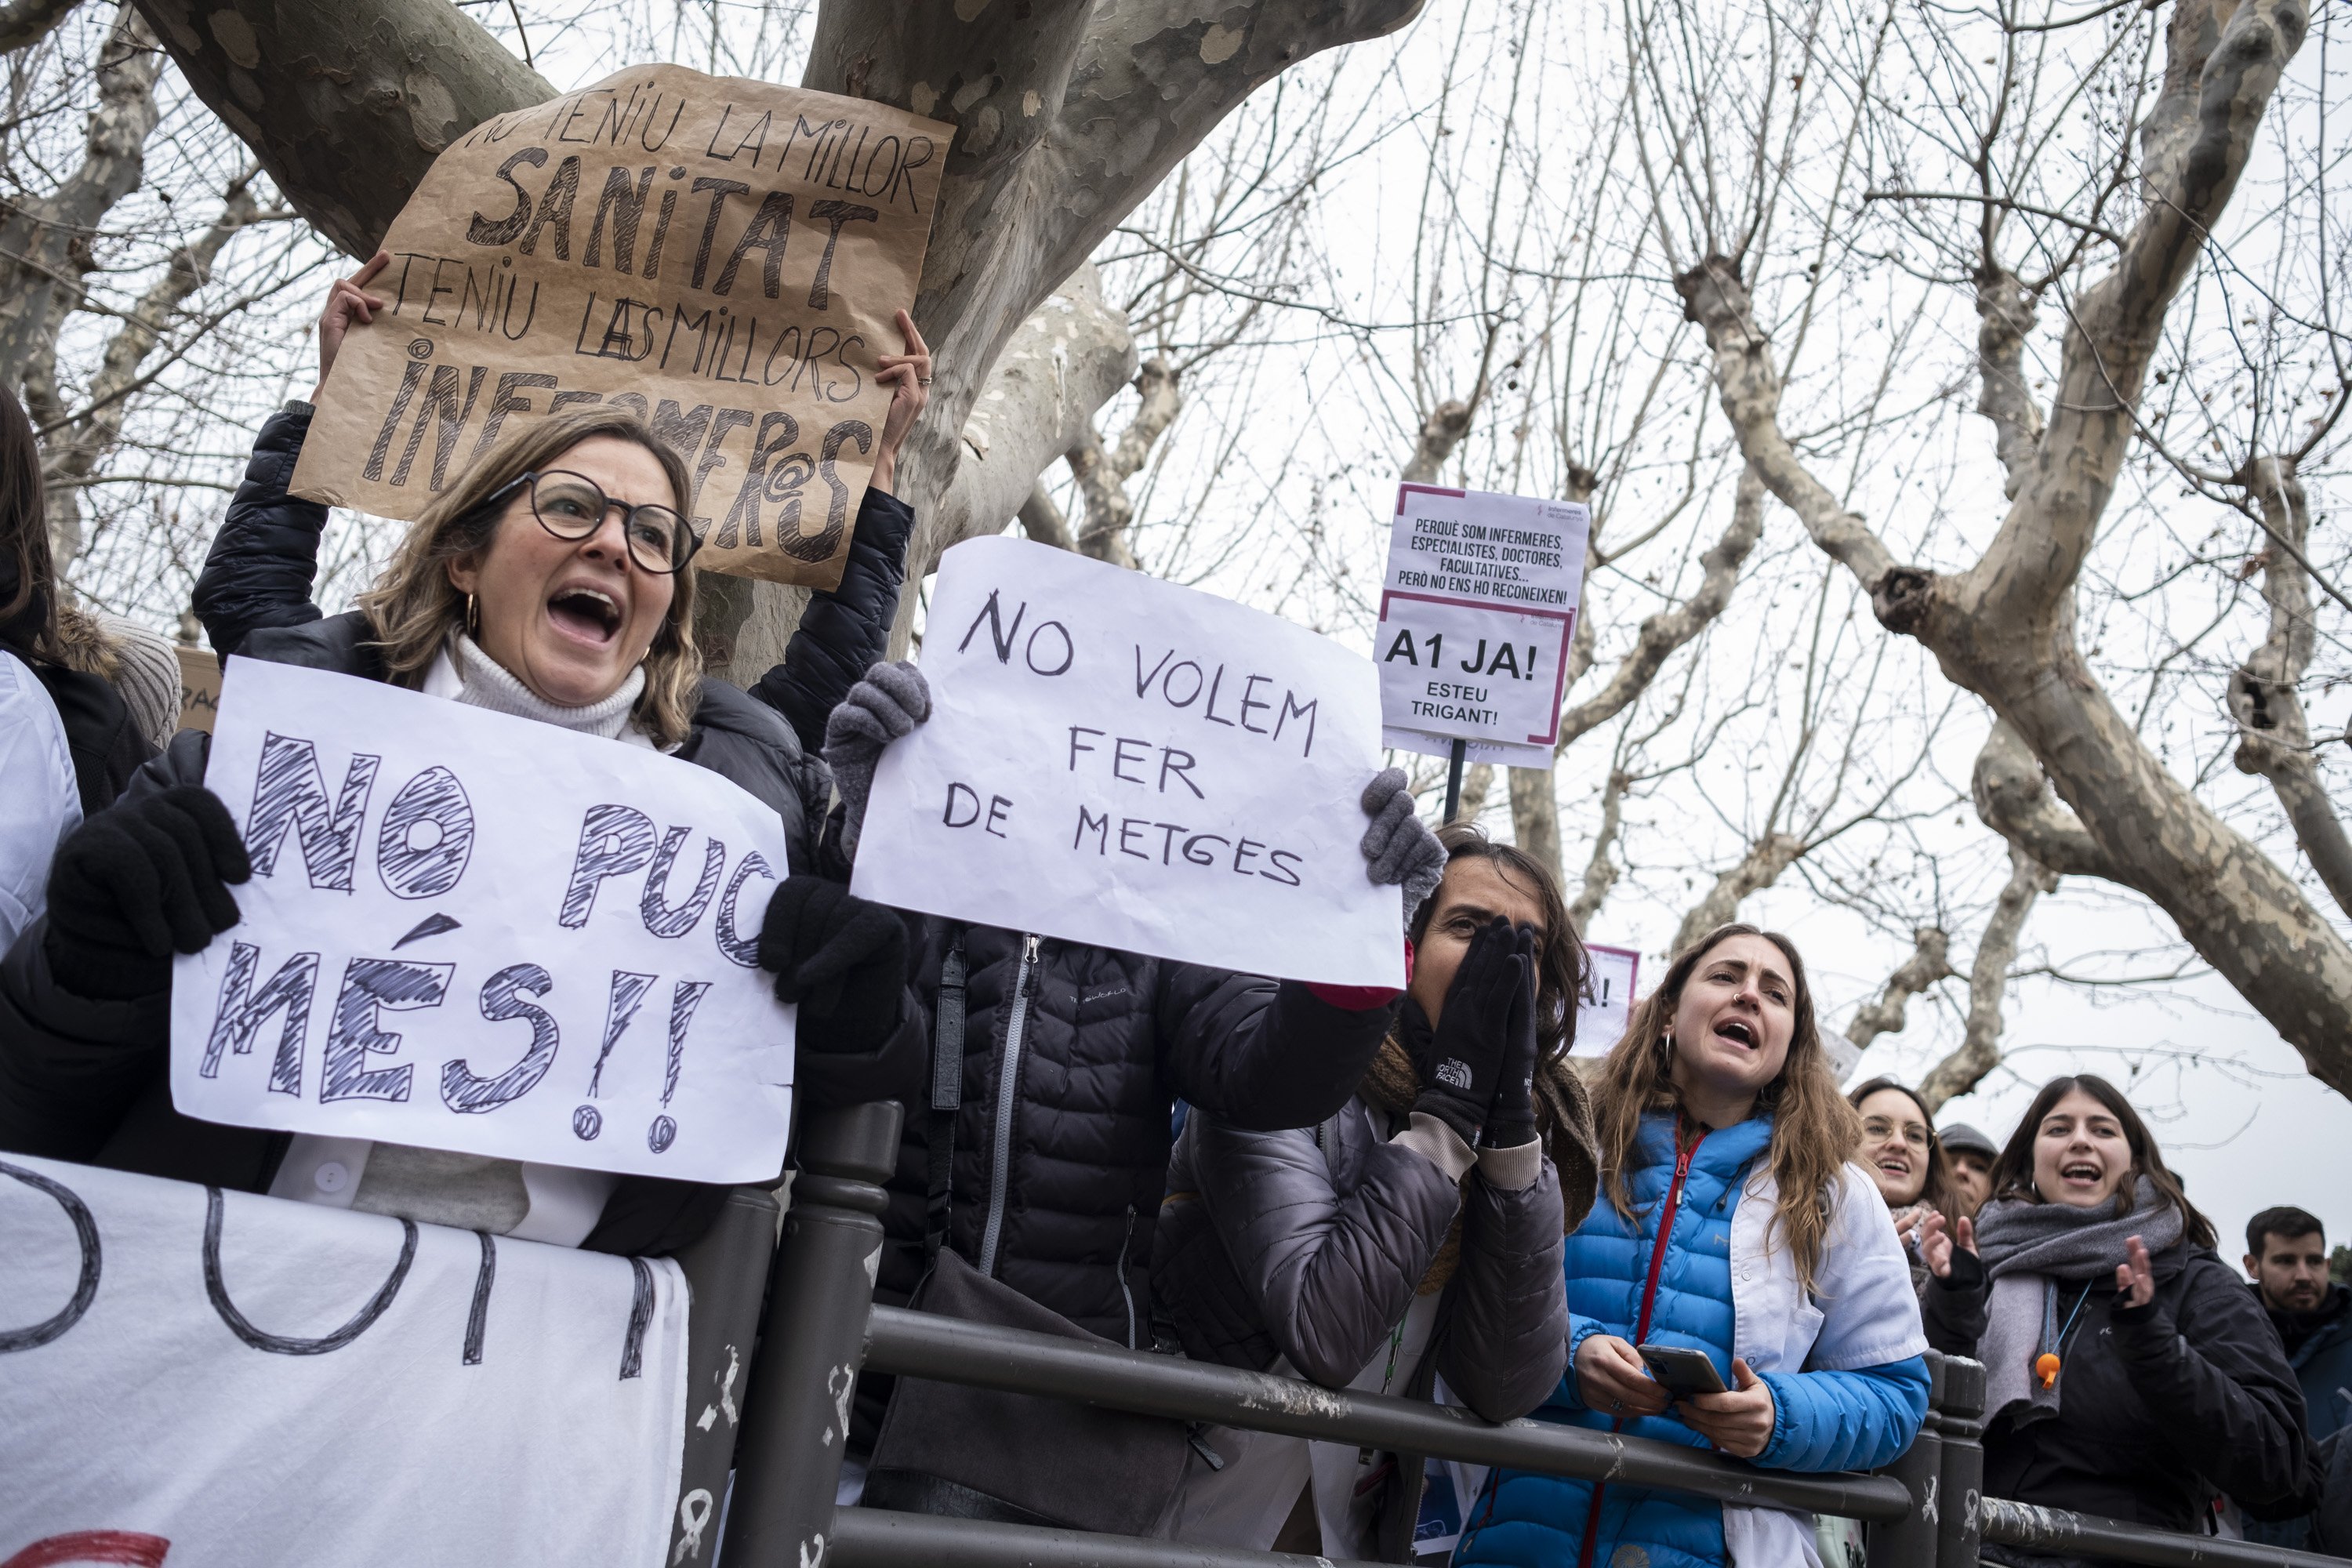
<box><xmin>169</xmin><ymin>659</ymin><xmax>797</xmax><ymax>1183</ymax></box>
<box><xmin>1377</xmin><ymin>482</ymin><xmax>1592</xmax><ymax>770</ymax></box>
<box><xmin>291</xmin><ymin>66</ymin><xmax>951</xmax><ymax>591</ymax></box>
<box><xmin>851</xmin><ymin>536</ymin><xmax>1405</xmax><ymax>989</ymax></box>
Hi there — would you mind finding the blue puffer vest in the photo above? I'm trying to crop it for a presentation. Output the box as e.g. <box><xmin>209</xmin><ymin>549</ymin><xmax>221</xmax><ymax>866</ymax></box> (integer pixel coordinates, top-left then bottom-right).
<box><xmin>1456</xmin><ymin>1113</ymin><xmax>1771</xmax><ymax>1568</ymax></box>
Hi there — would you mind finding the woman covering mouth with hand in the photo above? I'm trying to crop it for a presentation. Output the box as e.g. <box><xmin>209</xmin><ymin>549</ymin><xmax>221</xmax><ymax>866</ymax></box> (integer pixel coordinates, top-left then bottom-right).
<box><xmin>0</xmin><ymin>256</ymin><xmax>936</xmax><ymax>1255</ymax></box>
<box><xmin>1451</xmin><ymin>924</ymin><xmax>1929</xmax><ymax>1568</ymax></box>
<box><xmin>1954</xmin><ymin>1076</ymin><xmax>2309</xmax><ymax>1563</ymax></box>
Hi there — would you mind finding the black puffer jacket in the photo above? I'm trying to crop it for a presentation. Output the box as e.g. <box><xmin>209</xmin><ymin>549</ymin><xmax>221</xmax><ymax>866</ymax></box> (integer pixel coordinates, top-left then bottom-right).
<box><xmin>0</xmin><ymin>402</ymin><xmax>920</xmax><ymax>1255</ymax></box>
<box><xmin>869</xmin><ymin>922</ymin><xmax>1399</xmax><ymax>1348</ymax></box>
<box><xmin>0</xmin><ymin>612</ymin><xmax>869</xmax><ymax>1254</ymax></box>
<box><xmin>1975</xmin><ymin>1243</ymin><xmax>2309</xmax><ymax>1537</ymax></box>
<box><xmin>1153</xmin><ymin>1094</ymin><xmax>1569</xmax><ymax>1421</ymax></box>
<box><xmin>194</xmin><ymin>403</ymin><xmax>915</xmax><ymax>758</ymax></box>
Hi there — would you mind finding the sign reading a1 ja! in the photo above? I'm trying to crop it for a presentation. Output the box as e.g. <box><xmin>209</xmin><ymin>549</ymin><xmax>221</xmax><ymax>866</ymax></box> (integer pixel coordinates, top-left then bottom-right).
<box><xmin>1377</xmin><ymin>482</ymin><xmax>1591</xmax><ymax>770</ymax></box>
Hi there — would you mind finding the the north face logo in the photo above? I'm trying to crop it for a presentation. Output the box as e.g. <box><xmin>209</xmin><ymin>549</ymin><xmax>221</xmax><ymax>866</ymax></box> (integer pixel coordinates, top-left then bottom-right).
<box><xmin>1436</xmin><ymin>1058</ymin><xmax>1473</xmax><ymax>1089</ymax></box>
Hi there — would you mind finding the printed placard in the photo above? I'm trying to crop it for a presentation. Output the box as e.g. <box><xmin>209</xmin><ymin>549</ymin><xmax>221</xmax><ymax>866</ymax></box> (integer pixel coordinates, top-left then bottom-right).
<box><xmin>851</xmin><ymin>535</ymin><xmax>1403</xmax><ymax>988</ymax></box>
<box><xmin>1574</xmin><ymin>942</ymin><xmax>1641</xmax><ymax>1057</ymax></box>
<box><xmin>1377</xmin><ymin>482</ymin><xmax>1591</xmax><ymax>770</ymax></box>
<box><xmin>290</xmin><ymin>65</ymin><xmax>951</xmax><ymax>590</ymax></box>
<box><xmin>170</xmin><ymin>660</ymin><xmax>797</xmax><ymax>1182</ymax></box>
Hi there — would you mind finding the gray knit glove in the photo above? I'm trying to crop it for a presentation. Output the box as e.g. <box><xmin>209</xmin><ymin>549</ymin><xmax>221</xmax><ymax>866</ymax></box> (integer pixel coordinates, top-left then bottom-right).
<box><xmin>822</xmin><ymin>661</ymin><xmax>931</xmax><ymax>859</ymax></box>
<box><xmin>1361</xmin><ymin>768</ymin><xmax>1446</xmax><ymax>925</ymax></box>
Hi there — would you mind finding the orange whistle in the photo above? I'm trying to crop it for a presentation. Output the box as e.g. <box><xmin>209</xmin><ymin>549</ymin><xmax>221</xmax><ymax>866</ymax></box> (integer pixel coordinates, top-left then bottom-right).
<box><xmin>2034</xmin><ymin>1352</ymin><xmax>2061</xmax><ymax>1388</ymax></box>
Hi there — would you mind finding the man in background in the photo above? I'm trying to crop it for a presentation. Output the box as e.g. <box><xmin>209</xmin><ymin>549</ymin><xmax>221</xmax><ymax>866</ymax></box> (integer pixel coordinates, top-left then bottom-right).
<box><xmin>2241</xmin><ymin>1207</ymin><xmax>2352</xmax><ymax>1550</ymax></box>
<box><xmin>1936</xmin><ymin>1121</ymin><xmax>1998</xmax><ymax>1223</ymax></box>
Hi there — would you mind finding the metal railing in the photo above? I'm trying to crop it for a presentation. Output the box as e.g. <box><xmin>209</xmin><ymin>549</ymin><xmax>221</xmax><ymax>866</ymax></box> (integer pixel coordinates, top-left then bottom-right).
<box><xmin>685</xmin><ymin>1104</ymin><xmax>2344</xmax><ymax>1568</ymax></box>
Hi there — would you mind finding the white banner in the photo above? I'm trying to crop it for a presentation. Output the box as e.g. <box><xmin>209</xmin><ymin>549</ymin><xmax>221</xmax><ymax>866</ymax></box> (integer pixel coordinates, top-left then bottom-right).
<box><xmin>1574</xmin><ymin>942</ymin><xmax>1641</xmax><ymax>1057</ymax></box>
<box><xmin>172</xmin><ymin>659</ymin><xmax>796</xmax><ymax>1184</ymax></box>
<box><xmin>0</xmin><ymin>1154</ymin><xmax>687</xmax><ymax>1568</ymax></box>
<box><xmin>852</xmin><ymin>535</ymin><xmax>1403</xmax><ymax>987</ymax></box>
<box><xmin>1377</xmin><ymin>482</ymin><xmax>1590</xmax><ymax>771</ymax></box>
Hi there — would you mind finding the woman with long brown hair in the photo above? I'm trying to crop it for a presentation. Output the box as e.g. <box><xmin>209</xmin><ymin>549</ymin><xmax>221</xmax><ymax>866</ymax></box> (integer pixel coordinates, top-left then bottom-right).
<box><xmin>0</xmin><ymin>257</ymin><xmax>935</xmax><ymax>1255</ymax></box>
<box><xmin>1452</xmin><ymin>924</ymin><xmax>1929</xmax><ymax>1568</ymax></box>
<box><xmin>1958</xmin><ymin>1075</ymin><xmax>2307</xmax><ymax>1560</ymax></box>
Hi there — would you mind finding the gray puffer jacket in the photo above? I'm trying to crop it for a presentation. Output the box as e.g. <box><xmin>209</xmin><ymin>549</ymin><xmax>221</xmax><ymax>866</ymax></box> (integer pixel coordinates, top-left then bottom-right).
<box><xmin>1153</xmin><ymin>1091</ymin><xmax>1570</xmax><ymax>1424</ymax></box>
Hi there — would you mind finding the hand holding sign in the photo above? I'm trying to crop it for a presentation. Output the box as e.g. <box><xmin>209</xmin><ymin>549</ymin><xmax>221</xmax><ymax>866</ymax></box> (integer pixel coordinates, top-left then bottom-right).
<box><xmin>846</xmin><ymin>538</ymin><xmax>1425</xmax><ymax>987</ymax></box>
<box><xmin>169</xmin><ymin>660</ymin><xmax>798</xmax><ymax>1183</ymax></box>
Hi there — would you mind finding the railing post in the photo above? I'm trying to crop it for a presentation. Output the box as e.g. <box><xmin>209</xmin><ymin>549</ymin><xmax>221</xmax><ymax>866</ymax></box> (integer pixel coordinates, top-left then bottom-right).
<box><xmin>718</xmin><ymin>1100</ymin><xmax>902</xmax><ymax>1568</ymax></box>
<box><xmin>1935</xmin><ymin>1355</ymin><xmax>1986</xmax><ymax>1568</ymax></box>
<box><xmin>1866</xmin><ymin>1350</ymin><xmax>1943</xmax><ymax>1568</ymax></box>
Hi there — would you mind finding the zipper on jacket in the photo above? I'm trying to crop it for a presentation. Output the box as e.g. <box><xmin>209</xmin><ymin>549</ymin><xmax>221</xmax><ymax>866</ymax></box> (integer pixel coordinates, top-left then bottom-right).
<box><xmin>976</xmin><ymin>934</ymin><xmax>1041</xmax><ymax>1278</ymax></box>
<box><xmin>1116</xmin><ymin>1203</ymin><xmax>1141</xmax><ymax>1348</ymax></box>
<box><xmin>1577</xmin><ymin>1118</ymin><xmax>1706</xmax><ymax>1568</ymax></box>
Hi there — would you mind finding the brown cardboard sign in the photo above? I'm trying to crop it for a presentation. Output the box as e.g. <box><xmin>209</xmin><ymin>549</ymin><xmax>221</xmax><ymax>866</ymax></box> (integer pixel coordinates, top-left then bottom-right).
<box><xmin>289</xmin><ymin>67</ymin><xmax>951</xmax><ymax>590</ymax></box>
<box><xmin>174</xmin><ymin>644</ymin><xmax>220</xmax><ymax>734</ymax></box>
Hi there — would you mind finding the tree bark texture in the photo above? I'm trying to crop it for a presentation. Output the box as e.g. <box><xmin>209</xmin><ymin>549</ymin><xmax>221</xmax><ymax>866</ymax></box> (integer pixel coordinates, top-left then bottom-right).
<box><xmin>1679</xmin><ymin>0</ymin><xmax>2352</xmax><ymax>1090</ymax></box>
<box><xmin>1673</xmin><ymin>829</ymin><xmax>1804</xmax><ymax>955</ymax></box>
<box><xmin>0</xmin><ymin>0</ymin><xmax>81</xmax><ymax>53</ymax></box>
<box><xmin>1566</xmin><ymin>766</ymin><xmax>1627</xmax><ymax>931</ymax></box>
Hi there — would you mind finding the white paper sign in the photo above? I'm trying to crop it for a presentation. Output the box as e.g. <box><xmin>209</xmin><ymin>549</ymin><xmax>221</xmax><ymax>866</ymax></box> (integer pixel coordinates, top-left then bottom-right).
<box><xmin>1573</xmin><ymin>942</ymin><xmax>1641</xmax><ymax>1057</ymax></box>
<box><xmin>1377</xmin><ymin>482</ymin><xmax>1590</xmax><ymax>770</ymax></box>
<box><xmin>2</xmin><ymin>1154</ymin><xmax>686</xmax><ymax>1568</ymax></box>
<box><xmin>171</xmin><ymin>659</ymin><xmax>796</xmax><ymax>1183</ymax></box>
<box><xmin>853</xmin><ymin>535</ymin><xmax>1403</xmax><ymax>987</ymax></box>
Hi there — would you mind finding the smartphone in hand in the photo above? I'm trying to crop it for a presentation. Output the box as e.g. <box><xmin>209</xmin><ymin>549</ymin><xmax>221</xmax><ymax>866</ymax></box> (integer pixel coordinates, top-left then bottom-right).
<box><xmin>1637</xmin><ymin>1343</ymin><xmax>1728</xmax><ymax>1399</ymax></box>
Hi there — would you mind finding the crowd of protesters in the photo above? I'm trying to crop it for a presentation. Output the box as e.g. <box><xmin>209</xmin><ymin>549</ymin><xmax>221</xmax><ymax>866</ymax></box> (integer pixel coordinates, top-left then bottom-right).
<box><xmin>2</xmin><ymin>261</ymin><xmax>2347</xmax><ymax>1567</ymax></box>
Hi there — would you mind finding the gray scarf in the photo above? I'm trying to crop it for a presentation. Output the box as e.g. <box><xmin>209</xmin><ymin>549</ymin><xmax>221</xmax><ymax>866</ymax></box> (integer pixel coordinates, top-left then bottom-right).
<box><xmin>1974</xmin><ymin>1176</ymin><xmax>2183</xmax><ymax>1428</ymax></box>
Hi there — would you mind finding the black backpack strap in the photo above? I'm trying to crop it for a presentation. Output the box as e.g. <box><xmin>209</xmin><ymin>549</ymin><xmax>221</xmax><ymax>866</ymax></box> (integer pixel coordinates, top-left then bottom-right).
<box><xmin>922</xmin><ymin>927</ymin><xmax>967</xmax><ymax>1267</ymax></box>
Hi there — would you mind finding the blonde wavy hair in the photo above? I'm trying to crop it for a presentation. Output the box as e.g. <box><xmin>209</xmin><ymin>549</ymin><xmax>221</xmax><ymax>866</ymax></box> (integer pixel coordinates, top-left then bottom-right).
<box><xmin>354</xmin><ymin>407</ymin><xmax>702</xmax><ymax>748</ymax></box>
<box><xmin>1591</xmin><ymin>922</ymin><xmax>1861</xmax><ymax>1294</ymax></box>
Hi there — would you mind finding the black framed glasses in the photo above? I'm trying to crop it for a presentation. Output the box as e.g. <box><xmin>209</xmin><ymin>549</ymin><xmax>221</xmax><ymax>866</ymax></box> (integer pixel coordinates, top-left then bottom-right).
<box><xmin>485</xmin><ymin>469</ymin><xmax>702</xmax><ymax>575</ymax></box>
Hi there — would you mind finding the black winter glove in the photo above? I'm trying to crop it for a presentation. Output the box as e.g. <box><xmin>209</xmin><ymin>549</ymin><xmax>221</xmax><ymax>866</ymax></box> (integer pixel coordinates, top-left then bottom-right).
<box><xmin>757</xmin><ymin>875</ymin><xmax>908</xmax><ymax>1054</ymax></box>
<box><xmin>1481</xmin><ymin>926</ymin><xmax>1540</xmax><ymax>1149</ymax></box>
<box><xmin>44</xmin><ymin>785</ymin><xmax>251</xmax><ymax>1001</ymax></box>
<box><xmin>1411</xmin><ymin>916</ymin><xmax>1523</xmax><ymax>1146</ymax></box>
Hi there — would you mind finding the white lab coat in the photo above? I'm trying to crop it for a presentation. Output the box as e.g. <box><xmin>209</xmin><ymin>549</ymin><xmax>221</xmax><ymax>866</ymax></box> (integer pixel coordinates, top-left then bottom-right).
<box><xmin>0</xmin><ymin>648</ymin><xmax>82</xmax><ymax>950</ymax></box>
<box><xmin>1722</xmin><ymin>1160</ymin><xmax>1928</xmax><ymax>1566</ymax></box>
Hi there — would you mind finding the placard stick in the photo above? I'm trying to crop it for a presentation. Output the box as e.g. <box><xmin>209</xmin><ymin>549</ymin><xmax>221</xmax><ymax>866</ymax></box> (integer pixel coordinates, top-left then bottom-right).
<box><xmin>1443</xmin><ymin>735</ymin><xmax>1467</xmax><ymax>823</ymax></box>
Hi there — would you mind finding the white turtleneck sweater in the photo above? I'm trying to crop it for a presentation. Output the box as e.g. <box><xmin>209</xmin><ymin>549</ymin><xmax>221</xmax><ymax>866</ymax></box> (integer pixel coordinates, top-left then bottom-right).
<box><xmin>267</xmin><ymin>635</ymin><xmax>666</xmax><ymax>1245</ymax></box>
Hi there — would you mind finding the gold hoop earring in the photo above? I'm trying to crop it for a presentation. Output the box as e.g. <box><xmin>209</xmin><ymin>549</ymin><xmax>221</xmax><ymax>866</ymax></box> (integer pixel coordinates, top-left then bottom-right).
<box><xmin>465</xmin><ymin>593</ymin><xmax>480</xmax><ymax>637</ymax></box>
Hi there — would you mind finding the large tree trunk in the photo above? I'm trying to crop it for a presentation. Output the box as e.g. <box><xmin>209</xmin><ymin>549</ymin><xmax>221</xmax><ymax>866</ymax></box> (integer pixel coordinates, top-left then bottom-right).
<box><xmin>139</xmin><ymin>0</ymin><xmax>1423</xmax><ymax>676</ymax></box>
<box><xmin>1675</xmin><ymin>0</ymin><xmax>2352</xmax><ymax>1091</ymax></box>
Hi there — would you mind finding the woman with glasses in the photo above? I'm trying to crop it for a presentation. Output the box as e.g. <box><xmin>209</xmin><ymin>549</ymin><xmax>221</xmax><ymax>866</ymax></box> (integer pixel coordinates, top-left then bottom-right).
<box><xmin>1847</xmin><ymin>1076</ymin><xmax>1987</xmax><ymax>1355</ymax></box>
<box><xmin>0</xmin><ymin>258</ymin><xmax>935</xmax><ymax>1255</ymax></box>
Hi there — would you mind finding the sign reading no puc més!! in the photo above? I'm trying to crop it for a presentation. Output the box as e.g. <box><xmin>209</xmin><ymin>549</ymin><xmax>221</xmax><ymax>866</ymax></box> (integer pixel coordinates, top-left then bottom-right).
<box><xmin>290</xmin><ymin>65</ymin><xmax>951</xmax><ymax>592</ymax></box>
<box><xmin>1377</xmin><ymin>482</ymin><xmax>1592</xmax><ymax>771</ymax></box>
<box><xmin>169</xmin><ymin>659</ymin><xmax>797</xmax><ymax>1183</ymax></box>
<box><xmin>851</xmin><ymin>536</ymin><xmax>1404</xmax><ymax>989</ymax></box>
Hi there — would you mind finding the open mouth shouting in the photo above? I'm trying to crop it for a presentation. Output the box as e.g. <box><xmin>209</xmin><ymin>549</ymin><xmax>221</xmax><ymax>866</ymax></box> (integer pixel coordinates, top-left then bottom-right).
<box><xmin>547</xmin><ymin>580</ymin><xmax>625</xmax><ymax>646</ymax></box>
<box><xmin>1713</xmin><ymin>1017</ymin><xmax>1758</xmax><ymax>1051</ymax></box>
<box><xmin>2056</xmin><ymin>1159</ymin><xmax>2105</xmax><ymax>1191</ymax></box>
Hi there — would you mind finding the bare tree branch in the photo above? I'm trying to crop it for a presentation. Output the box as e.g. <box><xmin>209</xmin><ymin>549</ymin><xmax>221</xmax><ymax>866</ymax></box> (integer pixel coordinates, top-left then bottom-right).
<box><xmin>0</xmin><ymin>0</ymin><xmax>79</xmax><ymax>53</ymax></box>
<box><xmin>1832</xmin><ymin>925</ymin><xmax>1955</xmax><ymax>1076</ymax></box>
<box><xmin>1068</xmin><ymin>356</ymin><xmax>1181</xmax><ymax>568</ymax></box>
<box><xmin>0</xmin><ymin>7</ymin><xmax>162</xmax><ymax>390</ymax></box>
<box><xmin>2227</xmin><ymin>454</ymin><xmax>2352</xmax><ymax>917</ymax></box>
<box><xmin>1567</xmin><ymin>765</ymin><xmax>1628</xmax><ymax>930</ymax></box>
<box><xmin>1018</xmin><ymin>478</ymin><xmax>1075</xmax><ymax>550</ymax></box>
<box><xmin>1919</xmin><ymin>841</ymin><xmax>2059</xmax><ymax>1112</ymax></box>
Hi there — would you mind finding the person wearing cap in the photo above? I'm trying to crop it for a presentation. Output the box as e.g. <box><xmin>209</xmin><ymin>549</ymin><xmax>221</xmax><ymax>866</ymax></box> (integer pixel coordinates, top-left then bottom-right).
<box><xmin>1940</xmin><ymin>1120</ymin><xmax>1998</xmax><ymax>1222</ymax></box>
